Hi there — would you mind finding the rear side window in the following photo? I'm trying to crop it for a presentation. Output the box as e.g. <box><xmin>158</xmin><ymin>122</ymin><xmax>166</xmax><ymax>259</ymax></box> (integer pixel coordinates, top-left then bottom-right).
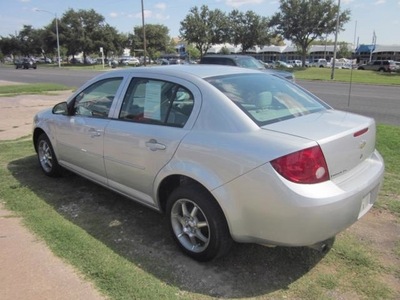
<box><xmin>206</xmin><ymin>74</ymin><xmax>329</xmax><ymax>126</ymax></box>
<box><xmin>119</xmin><ymin>78</ymin><xmax>194</xmax><ymax>128</ymax></box>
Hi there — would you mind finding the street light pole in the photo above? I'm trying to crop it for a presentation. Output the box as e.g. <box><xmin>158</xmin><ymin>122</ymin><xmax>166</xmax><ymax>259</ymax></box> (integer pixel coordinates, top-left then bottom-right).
<box><xmin>141</xmin><ymin>0</ymin><xmax>147</xmax><ymax>66</ymax></box>
<box><xmin>330</xmin><ymin>0</ymin><xmax>341</xmax><ymax>80</ymax></box>
<box><xmin>55</xmin><ymin>13</ymin><xmax>61</xmax><ymax>68</ymax></box>
<box><xmin>35</xmin><ymin>9</ymin><xmax>61</xmax><ymax>68</ymax></box>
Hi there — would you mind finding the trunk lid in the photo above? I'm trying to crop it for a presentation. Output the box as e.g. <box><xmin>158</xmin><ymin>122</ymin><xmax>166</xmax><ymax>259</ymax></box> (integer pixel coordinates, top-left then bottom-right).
<box><xmin>263</xmin><ymin>110</ymin><xmax>376</xmax><ymax>180</ymax></box>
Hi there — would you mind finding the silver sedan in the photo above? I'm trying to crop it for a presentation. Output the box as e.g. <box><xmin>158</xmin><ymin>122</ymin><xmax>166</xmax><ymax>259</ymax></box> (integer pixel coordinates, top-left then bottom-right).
<box><xmin>33</xmin><ymin>65</ymin><xmax>384</xmax><ymax>261</ymax></box>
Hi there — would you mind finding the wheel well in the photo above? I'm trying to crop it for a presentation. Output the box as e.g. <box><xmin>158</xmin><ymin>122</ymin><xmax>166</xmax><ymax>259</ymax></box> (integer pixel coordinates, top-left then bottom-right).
<box><xmin>32</xmin><ymin>128</ymin><xmax>46</xmax><ymax>152</ymax></box>
<box><xmin>158</xmin><ymin>175</ymin><xmax>214</xmax><ymax>213</ymax></box>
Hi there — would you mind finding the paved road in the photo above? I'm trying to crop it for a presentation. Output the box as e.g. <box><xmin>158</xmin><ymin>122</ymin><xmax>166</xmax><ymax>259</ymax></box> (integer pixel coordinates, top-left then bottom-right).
<box><xmin>1</xmin><ymin>65</ymin><xmax>399</xmax><ymax>125</ymax></box>
<box><xmin>0</xmin><ymin>65</ymin><xmax>104</xmax><ymax>87</ymax></box>
<box><xmin>299</xmin><ymin>80</ymin><xmax>400</xmax><ymax>126</ymax></box>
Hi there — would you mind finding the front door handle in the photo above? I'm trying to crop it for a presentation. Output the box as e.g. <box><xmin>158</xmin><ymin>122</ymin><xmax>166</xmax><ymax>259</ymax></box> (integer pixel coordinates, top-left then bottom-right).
<box><xmin>88</xmin><ymin>128</ymin><xmax>102</xmax><ymax>138</ymax></box>
<box><xmin>145</xmin><ymin>139</ymin><xmax>166</xmax><ymax>151</ymax></box>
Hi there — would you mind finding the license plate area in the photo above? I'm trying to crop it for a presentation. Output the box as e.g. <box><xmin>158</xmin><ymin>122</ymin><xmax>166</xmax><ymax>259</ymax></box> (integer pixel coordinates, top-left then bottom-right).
<box><xmin>358</xmin><ymin>184</ymin><xmax>379</xmax><ymax>219</ymax></box>
<box><xmin>358</xmin><ymin>193</ymin><xmax>371</xmax><ymax>219</ymax></box>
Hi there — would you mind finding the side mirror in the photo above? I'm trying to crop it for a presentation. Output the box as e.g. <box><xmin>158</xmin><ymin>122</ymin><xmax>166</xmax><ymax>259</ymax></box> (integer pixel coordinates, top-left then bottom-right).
<box><xmin>52</xmin><ymin>102</ymin><xmax>69</xmax><ymax>115</ymax></box>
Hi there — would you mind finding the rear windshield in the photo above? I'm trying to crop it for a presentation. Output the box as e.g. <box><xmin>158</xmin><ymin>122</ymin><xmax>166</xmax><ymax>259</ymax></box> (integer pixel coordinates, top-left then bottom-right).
<box><xmin>206</xmin><ymin>73</ymin><xmax>329</xmax><ymax>126</ymax></box>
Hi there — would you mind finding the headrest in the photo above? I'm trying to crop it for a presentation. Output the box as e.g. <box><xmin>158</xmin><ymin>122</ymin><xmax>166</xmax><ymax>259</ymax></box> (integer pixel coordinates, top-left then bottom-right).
<box><xmin>255</xmin><ymin>91</ymin><xmax>272</xmax><ymax>109</ymax></box>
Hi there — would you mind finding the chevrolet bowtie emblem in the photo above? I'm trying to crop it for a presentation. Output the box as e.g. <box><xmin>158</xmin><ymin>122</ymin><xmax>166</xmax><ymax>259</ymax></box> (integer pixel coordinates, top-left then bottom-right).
<box><xmin>359</xmin><ymin>140</ymin><xmax>367</xmax><ymax>149</ymax></box>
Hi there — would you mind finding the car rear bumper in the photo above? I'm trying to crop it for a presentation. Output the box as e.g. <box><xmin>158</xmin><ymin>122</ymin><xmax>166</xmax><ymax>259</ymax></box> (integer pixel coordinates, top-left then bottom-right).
<box><xmin>213</xmin><ymin>150</ymin><xmax>384</xmax><ymax>247</ymax></box>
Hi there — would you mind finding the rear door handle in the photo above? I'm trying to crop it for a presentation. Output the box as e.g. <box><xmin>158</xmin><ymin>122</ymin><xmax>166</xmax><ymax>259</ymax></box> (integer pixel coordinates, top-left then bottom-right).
<box><xmin>145</xmin><ymin>139</ymin><xmax>166</xmax><ymax>151</ymax></box>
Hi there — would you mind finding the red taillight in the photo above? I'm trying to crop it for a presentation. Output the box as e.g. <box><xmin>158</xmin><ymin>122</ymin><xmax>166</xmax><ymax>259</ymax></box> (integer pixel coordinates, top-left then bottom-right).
<box><xmin>270</xmin><ymin>146</ymin><xmax>329</xmax><ymax>184</ymax></box>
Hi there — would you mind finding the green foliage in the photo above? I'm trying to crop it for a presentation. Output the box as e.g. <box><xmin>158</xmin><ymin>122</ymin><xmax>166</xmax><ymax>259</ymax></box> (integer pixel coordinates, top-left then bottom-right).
<box><xmin>270</xmin><ymin>0</ymin><xmax>351</xmax><ymax>65</ymax></box>
<box><xmin>180</xmin><ymin>5</ymin><xmax>228</xmax><ymax>57</ymax></box>
<box><xmin>294</xmin><ymin>67</ymin><xmax>400</xmax><ymax>85</ymax></box>
<box><xmin>61</xmin><ymin>8</ymin><xmax>108</xmax><ymax>59</ymax></box>
<box><xmin>0</xmin><ymin>83</ymin><xmax>71</xmax><ymax>96</ymax></box>
<box><xmin>228</xmin><ymin>10</ymin><xmax>271</xmax><ymax>53</ymax></box>
<box><xmin>133</xmin><ymin>24</ymin><xmax>170</xmax><ymax>60</ymax></box>
<box><xmin>376</xmin><ymin>124</ymin><xmax>400</xmax><ymax>217</ymax></box>
<box><xmin>186</xmin><ymin>44</ymin><xmax>201</xmax><ymax>60</ymax></box>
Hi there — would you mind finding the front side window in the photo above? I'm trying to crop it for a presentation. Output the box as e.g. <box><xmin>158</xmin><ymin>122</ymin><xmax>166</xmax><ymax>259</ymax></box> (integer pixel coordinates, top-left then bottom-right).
<box><xmin>73</xmin><ymin>77</ymin><xmax>123</xmax><ymax>117</ymax></box>
<box><xmin>206</xmin><ymin>74</ymin><xmax>329</xmax><ymax>126</ymax></box>
<box><xmin>119</xmin><ymin>78</ymin><xmax>194</xmax><ymax>128</ymax></box>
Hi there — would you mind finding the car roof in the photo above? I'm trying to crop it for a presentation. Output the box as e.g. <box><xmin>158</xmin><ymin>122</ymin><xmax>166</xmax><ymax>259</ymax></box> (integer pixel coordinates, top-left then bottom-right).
<box><xmin>100</xmin><ymin>65</ymin><xmax>262</xmax><ymax>80</ymax></box>
<box><xmin>202</xmin><ymin>54</ymin><xmax>254</xmax><ymax>59</ymax></box>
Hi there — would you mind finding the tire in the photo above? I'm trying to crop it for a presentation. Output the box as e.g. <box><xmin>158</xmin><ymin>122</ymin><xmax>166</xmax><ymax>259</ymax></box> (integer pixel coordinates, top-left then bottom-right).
<box><xmin>166</xmin><ymin>184</ymin><xmax>233</xmax><ymax>261</ymax></box>
<box><xmin>36</xmin><ymin>133</ymin><xmax>62</xmax><ymax>177</ymax></box>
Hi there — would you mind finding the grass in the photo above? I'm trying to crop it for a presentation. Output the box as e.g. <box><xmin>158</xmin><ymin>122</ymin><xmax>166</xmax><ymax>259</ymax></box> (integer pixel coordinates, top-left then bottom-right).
<box><xmin>293</xmin><ymin>67</ymin><xmax>400</xmax><ymax>85</ymax></box>
<box><xmin>0</xmin><ymin>83</ymin><xmax>72</xmax><ymax>96</ymax></box>
<box><xmin>0</xmin><ymin>124</ymin><xmax>399</xmax><ymax>299</ymax></box>
<box><xmin>0</xmin><ymin>140</ymin><xmax>182</xmax><ymax>300</ymax></box>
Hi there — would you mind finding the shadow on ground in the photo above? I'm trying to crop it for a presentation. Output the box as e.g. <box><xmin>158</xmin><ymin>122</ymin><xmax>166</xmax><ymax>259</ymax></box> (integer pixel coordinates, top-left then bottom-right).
<box><xmin>9</xmin><ymin>155</ymin><xmax>328</xmax><ymax>298</ymax></box>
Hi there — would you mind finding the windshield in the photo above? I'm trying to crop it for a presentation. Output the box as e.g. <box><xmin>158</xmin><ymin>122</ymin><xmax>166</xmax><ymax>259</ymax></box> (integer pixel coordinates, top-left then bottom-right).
<box><xmin>235</xmin><ymin>57</ymin><xmax>265</xmax><ymax>70</ymax></box>
<box><xmin>206</xmin><ymin>74</ymin><xmax>330</xmax><ymax>126</ymax></box>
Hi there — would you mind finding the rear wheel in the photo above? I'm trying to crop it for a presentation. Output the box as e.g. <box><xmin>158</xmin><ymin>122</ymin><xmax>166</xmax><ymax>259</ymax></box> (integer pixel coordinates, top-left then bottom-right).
<box><xmin>36</xmin><ymin>133</ymin><xmax>61</xmax><ymax>177</ymax></box>
<box><xmin>166</xmin><ymin>184</ymin><xmax>233</xmax><ymax>261</ymax></box>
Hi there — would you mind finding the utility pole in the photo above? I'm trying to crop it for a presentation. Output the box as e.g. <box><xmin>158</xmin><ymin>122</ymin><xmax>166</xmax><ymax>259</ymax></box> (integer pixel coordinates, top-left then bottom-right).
<box><xmin>35</xmin><ymin>9</ymin><xmax>61</xmax><ymax>68</ymax></box>
<box><xmin>331</xmin><ymin>0</ymin><xmax>341</xmax><ymax>80</ymax></box>
<box><xmin>141</xmin><ymin>0</ymin><xmax>147</xmax><ymax>66</ymax></box>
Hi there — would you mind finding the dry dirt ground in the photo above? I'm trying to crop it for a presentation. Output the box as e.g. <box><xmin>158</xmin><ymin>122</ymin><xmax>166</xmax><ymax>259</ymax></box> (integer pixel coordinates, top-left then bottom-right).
<box><xmin>1</xmin><ymin>83</ymin><xmax>399</xmax><ymax>299</ymax></box>
<box><xmin>0</xmin><ymin>81</ymin><xmax>73</xmax><ymax>141</ymax></box>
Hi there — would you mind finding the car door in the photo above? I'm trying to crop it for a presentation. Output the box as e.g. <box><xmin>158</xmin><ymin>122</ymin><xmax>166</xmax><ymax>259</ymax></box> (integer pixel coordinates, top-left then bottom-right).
<box><xmin>103</xmin><ymin>77</ymin><xmax>198</xmax><ymax>207</ymax></box>
<box><xmin>54</xmin><ymin>77</ymin><xmax>124</xmax><ymax>184</ymax></box>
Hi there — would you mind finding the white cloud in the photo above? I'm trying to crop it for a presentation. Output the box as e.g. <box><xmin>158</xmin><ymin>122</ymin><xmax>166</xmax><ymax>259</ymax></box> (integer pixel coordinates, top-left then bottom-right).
<box><xmin>133</xmin><ymin>10</ymin><xmax>152</xmax><ymax>19</ymax></box>
<box><xmin>225</xmin><ymin>0</ymin><xmax>264</xmax><ymax>8</ymax></box>
<box><xmin>374</xmin><ymin>0</ymin><xmax>386</xmax><ymax>4</ymax></box>
<box><xmin>109</xmin><ymin>12</ymin><xmax>118</xmax><ymax>18</ymax></box>
<box><xmin>155</xmin><ymin>3</ymin><xmax>167</xmax><ymax>10</ymax></box>
<box><xmin>155</xmin><ymin>13</ymin><xmax>170</xmax><ymax>20</ymax></box>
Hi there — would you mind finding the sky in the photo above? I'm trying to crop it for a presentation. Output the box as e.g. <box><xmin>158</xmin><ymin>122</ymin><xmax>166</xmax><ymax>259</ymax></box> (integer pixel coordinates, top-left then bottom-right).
<box><xmin>0</xmin><ymin>0</ymin><xmax>399</xmax><ymax>47</ymax></box>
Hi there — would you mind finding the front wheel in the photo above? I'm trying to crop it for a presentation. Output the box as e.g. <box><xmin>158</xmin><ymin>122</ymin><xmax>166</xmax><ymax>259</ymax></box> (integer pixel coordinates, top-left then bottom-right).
<box><xmin>166</xmin><ymin>184</ymin><xmax>233</xmax><ymax>262</ymax></box>
<box><xmin>36</xmin><ymin>133</ymin><xmax>61</xmax><ymax>177</ymax></box>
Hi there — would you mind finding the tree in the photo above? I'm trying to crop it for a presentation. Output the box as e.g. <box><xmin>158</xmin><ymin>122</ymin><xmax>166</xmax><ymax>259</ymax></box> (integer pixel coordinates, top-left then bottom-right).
<box><xmin>228</xmin><ymin>10</ymin><xmax>271</xmax><ymax>53</ymax></box>
<box><xmin>10</xmin><ymin>26</ymin><xmax>44</xmax><ymax>57</ymax></box>
<box><xmin>337</xmin><ymin>41</ymin><xmax>351</xmax><ymax>58</ymax></box>
<box><xmin>133</xmin><ymin>24</ymin><xmax>170</xmax><ymax>61</ymax></box>
<box><xmin>0</xmin><ymin>36</ymin><xmax>22</xmax><ymax>58</ymax></box>
<box><xmin>270</xmin><ymin>0</ymin><xmax>350</xmax><ymax>66</ymax></box>
<box><xmin>61</xmin><ymin>9</ymin><xmax>113</xmax><ymax>62</ymax></box>
<box><xmin>180</xmin><ymin>5</ymin><xmax>228</xmax><ymax>58</ymax></box>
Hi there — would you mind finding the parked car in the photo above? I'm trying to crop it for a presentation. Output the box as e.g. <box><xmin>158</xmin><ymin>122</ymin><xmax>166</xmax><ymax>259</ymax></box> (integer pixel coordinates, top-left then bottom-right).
<box><xmin>33</xmin><ymin>65</ymin><xmax>384</xmax><ymax>261</ymax></box>
<box><xmin>37</xmin><ymin>57</ymin><xmax>52</xmax><ymax>64</ymax></box>
<box><xmin>69</xmin><ymin>57</ymin><xmax>83</xmax><ymax>64</ymax></box>
<box><xmin>395</xmin><ymin>61</ymin><xmax>400</xmax><ymax>72</ymax></box>
<box><xmin>288</xmin><ymin>60</ymin><xmax>302</xmax><ymax>67</ymax></box>
<box><xmin>308</xmin><ymin>58</ymin><xmax>330</xmax><ymax>68</ymax></box>
<box><xmin>119</xmin><ymin>56</ymin><xmax>140</xmax><ymax>66</ymax></box>
<box><xmin>84</xmin><ymin>57</ymin><xmax>96</xmax><ymax>65</ymax></box>
<box><xmin>200</xmin><ymin>55</ymin><xmax>295</xmax><ymax>81</ymax></box>
<box><xmin>272</xmin><ymin>60</ymin><xmax>293</xmax><ymax>68</ymax></box>
<box><xmin>357</xmin><ymin>60</ymin><xmax>397</xmax><ymax>72</ymax></box>
<box><xmin>15</xmin><ymin>58</ymin><xmax>37</xmax><ymax>69</ymax></box>
<box><xmin>158</xmin><ymin>58</ymin><xmax>170</xmax><ymax>65</ymax></box>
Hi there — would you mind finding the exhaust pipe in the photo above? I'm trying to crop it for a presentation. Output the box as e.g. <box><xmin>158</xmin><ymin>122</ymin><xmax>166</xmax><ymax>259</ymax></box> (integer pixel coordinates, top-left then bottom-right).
<box><xmin>308</xmin><ymin>237</ymin><xmax>335</xmax><ymax>253</ymax></box>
